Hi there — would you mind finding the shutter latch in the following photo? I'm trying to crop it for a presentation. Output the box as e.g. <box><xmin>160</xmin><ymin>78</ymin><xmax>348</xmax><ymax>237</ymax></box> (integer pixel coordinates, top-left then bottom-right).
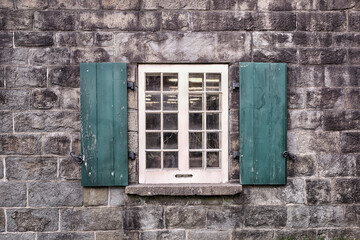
<box><xmin>128</xmin><ymin>151</ymin><xmax>136</xmax><ymax>160</ymax></box>
<box><xmin>70</xmin><ymin>152</ymin><xmax>84</xmax><ymax>165</ymax></box>
<box><xmin>232</xmin><ymin>151</ymin><xmax>240</xmax><ymax>159</ymax></box>
<box><xmin>127</xmin><ymin>82</ymin><xmax>135</xmax><ymax>90</ymax></box>
<box><xmin>282</xmin><ymin>151</ymin><xmax>297</xmax><ymax>160</ymax></box>
<box><xmin>232</xmin><ymin>82</ymin><xmax>239</xmax><ymax>90</ymax></box>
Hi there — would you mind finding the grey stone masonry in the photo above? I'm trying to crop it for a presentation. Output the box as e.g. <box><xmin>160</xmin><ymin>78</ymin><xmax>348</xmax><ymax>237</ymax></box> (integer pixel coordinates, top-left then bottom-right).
<box><xmin>0</xmin><ymin>0</ymin><xmax>359</xmax><ymax>239</ymax></box>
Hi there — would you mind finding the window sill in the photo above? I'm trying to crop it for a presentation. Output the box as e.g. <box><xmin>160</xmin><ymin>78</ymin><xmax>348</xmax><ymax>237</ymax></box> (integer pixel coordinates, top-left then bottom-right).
<box><xmin>125</xmin><ymin>183</ymin><xmax>242</xmax><ymax>196</ymax></box>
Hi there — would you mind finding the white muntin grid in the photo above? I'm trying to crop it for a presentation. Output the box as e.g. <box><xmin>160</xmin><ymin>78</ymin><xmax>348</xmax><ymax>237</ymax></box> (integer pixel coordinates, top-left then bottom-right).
<box><xmin>139</xmin><ymin>64</ymin><xmax>228</xmax><ymax>184</ymax></box>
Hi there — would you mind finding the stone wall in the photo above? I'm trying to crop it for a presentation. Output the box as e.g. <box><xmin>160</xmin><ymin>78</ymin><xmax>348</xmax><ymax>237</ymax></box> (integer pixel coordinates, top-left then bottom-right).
<box><xmin>0</xmin><ymin>0</ymin><xmax>359</xmax><ymax>239</ymax></box>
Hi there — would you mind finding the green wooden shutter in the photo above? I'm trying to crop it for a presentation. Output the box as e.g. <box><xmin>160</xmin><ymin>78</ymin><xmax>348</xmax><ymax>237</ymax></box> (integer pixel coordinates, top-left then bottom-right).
<box><xmin>80</xmin><ymin>63</ymin><xmax>128</xmax><ymax>187</ymax></box>
<box><xmin>239</xmin><ymin>62</ymin><xmax>287</xmax><ymax>185</ymax></box>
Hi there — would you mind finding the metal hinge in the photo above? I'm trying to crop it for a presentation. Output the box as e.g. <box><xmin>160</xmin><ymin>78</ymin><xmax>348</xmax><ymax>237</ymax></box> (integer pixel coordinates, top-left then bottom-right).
<box><xmin>283</xmin><ymin>151</ymin><xmax>297</xmax><ymax>161</ymax></box>
<box><xmin>232</xmin><ymin>82</ymin><xmax>239</xmax><ymax>90</ymax></box>
<box><xmin>70</xmin><ymin>152</ymin><xmax>84</xmax><ymax>165</ymax></box>
<box><xmin>128</xmin><ymin>151</ymin><xmax>136</xmax><ymax>160</ymax></box>
<box><xmin>233</xmin><ymin>151</ymin><xmax>240</xmax><ymax>159</ymax></box>
<box><xmin>127</xmin><ymin>82</ymin><xmax>135</xmax><ymax>90</ymax></box>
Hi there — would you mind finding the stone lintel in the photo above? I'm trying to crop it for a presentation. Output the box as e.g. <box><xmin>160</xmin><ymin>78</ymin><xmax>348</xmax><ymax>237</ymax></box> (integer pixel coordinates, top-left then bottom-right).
<box><xmin>125</xmin><ymin>183</ymin><xmax>242</xmax><ymax>196</ymax></box>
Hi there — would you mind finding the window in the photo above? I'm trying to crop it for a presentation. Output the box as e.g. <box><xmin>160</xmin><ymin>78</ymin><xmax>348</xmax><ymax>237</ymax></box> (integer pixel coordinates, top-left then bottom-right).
<box><xmin>138</xmin><ymin>64</ymin><xmax>228</xmax><ymax>184</ymax></box>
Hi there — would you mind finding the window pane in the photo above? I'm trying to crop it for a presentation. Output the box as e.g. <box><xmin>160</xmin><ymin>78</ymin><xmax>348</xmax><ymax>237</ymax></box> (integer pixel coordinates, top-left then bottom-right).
<box><xmin>164</xmin><ymin>152</ymin><xmax>178</xmax><ymax>168</ymax></box>
<box><xmin>189</xmin><ymin>132</ymin><xmax>202</xmax><ymax>149</ymax></box>
<box><xmin>146</xmin><ymin>113</ymin><xmax>160</xmax><ymax>130</ymax></box>
<box><xmin>189</xmin><ymin>152</ymin><xmax>202</xmax><ymax>168</ymax></box>
<box><xmin>206</xmin><ymin>73</ymin><xmax>221</xmax><ymax>91</ymax></box>
<box><xmin>206</xmin><ymin>94</ymin><xmax>220</xmax><ymax>110</ymax></box>
<box><xmin>207</xmin><ymin>132</ymin><xmax>220</xmax><ymax>149</ymax></box>
<box><xmin>164</xmin><ymin>113</ymin><xmax>178</xmax><ymax>130</ymax></box>
<box><xmin>189</xmin><ymin>94</ymin><xmax>202</xmax><ymax>111</ymax></box>
<box><xmin>146</xmin><ymin>132</ymin><xmax>161</xmax><ymax>149</ymax></box>
<box><xmin>163</xmin><ymin>94</ymin><xmax>178</xmax><ymax>110</ymax></box>
<box><xmin>163</xmin><ymin>132</ymin><xmax>178</xmax><ymax>149</ymax></box>
<box><xmin>146</xmin><ymin>94</ymin><xmax>161</xmax><ymax>110</ymax></box>
<box><xmin>146</xmin><ymin>152</ymin><xmax>161</xmax><ymax>168</ymax></box>
<box><xmin>207</xmin><ymin>152</ymin><xmax>219</xmax><ymax>168</ymax></box>
<box><xmin>189</xmin><ymin>73</ymin><xmax>203</xmax><ymax>91</ymax></box>
<box><xmin>206</xmin><ymin>113</ymin><xmax>220</xmax><ymax>130</ymax></box>
<box><xmin>146</xmin><ymin>73</ymin><xmax>160</xmax><ymax>91</ymax></box>
<box><xmin>163</xmin><ymin>73</ymin><xmax>178</xmax><ymax>91</ymax></box>
<box><xmin>189</xmin><ymin>113</ymin><xmax>202</xmax><ymax>130</ymax></box>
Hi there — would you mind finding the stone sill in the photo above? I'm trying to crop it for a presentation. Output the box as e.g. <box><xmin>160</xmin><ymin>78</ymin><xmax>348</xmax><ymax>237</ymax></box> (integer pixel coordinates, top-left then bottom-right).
<box><xmin>125</xmin><ymin>183</ymin><xmax>242</xmax><ymax>196</ymax></box>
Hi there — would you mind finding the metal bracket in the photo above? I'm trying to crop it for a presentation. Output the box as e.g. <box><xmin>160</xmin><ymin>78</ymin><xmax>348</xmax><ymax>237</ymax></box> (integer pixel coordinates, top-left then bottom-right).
<box><xmin>70</xmin><ymin>152</ymin><xmax>84</xmax><ymax>165</ymax></box>
<box><xmin>283</xmin><ymin>151</ymin><xmax>297</xmax><ymax>161</ymax></box>
<box><xmin>232</xmin><ymin>82</ymin><xmax>239</xmax><ymax>90</ymax></box>
<box><xmin>128</xmin><ymin>151</ymin><xmax>136</xmax><ymax>160</ymax></box>
<box><xmin>233</xmin><ymin>151</ymin><xmax>240</xmax><ymax>159</ymax></box>
<box><xmin>127</xmin><ymin>82</ymin><xmax>135</xmax><ymax>90</ymax></box>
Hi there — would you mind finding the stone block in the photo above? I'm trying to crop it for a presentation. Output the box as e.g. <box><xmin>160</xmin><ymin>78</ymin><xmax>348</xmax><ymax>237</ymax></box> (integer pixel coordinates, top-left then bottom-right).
<box><xmin>0</xmin><ymin>0</ymin><xmax>14</xmax><ymax>8</ymax></box>
<box><xmin>349</xmin><ymin>48</ymin><xmax>360</xmax><ymax>64</ymax></box>
<box><xmin>138</xmin><ymin>11</ymin><xmax>161</xmax><ymax>31</ymax></box>
<box><xmin>325</xmin><ymin>66</ymin><xmax>360</xmax><ymax>87</ymax></box>
<box><xmin>55</xmin><ymin>32</ymin><xmax>94</xmax><ymax>47</ymax></box>
<box><xmin>79</xmin><ymin>11</ymin><xmax>137</xmax><ymax>30</ymax></box>
<box><xmin>43</xmin><ymin>134</ymin><xmax>71</xmax><ymax>155</ymax></box>
<box><xmin>323</xmin><ymin>110</ymin><xmax>360</xmax><ymax>131</ymax></box>
<box><xmin>349</xmin><ymin>12</ymin><xmax>360</xmax><ymax>32</ymax></box>
<box><xmin>257</xmin><ymin>0</ymin><xmax>294</xmax><ymax>10</ymax></box>
<box><xmin>162</xmin><ymin>11</ymin><xmax>190</xmax><ymax>31</ymax></box>
<box><xmin>284</xmin><ymin>179</ymin><xmax>305</xmax><ymax>204</ymax></box>
<box><xmin>71</xmin><ymin>134</ymin><xmax>81</xmax><ymax>154</ymax></box>
<box><xmin>96</xmin><ymin>231</ymin><xmax>139</xmax><ymax>240</ymax></box>
<box><xmin>7</xmin><ymin>208</ymin><xmax>58</xmax><ymax>232</ymax></box>
<box><xmin>141</xmin><ymin>230</ymin><xmax>184</xmax><ymax>240</ymax></box>
<box><xmin>49</xmin><ymin>66</ymin><xmax>80</xmax><ymax>88</ymax></box>
<box><xmin>62</xmin><ymin>88</ymin><xmax>80</xmax><ymax>110</ymax></box>
<box><xmin>287</xmin><ymin>154</ymin><xmax>316</xmax><ymax>177</ymax></box>
<box><xmin>0</xmin><ymin>182</ymin><xmax>26</xmax><ymax>207</ymax></box>
<box><xmin>165</xmin><ymin>206</ymin><xmax>205</xmax><ymax>229</ymax></box>
<box><xmin>14</xmin><ymin>112</ymin><xmax>80</xmax><ymax>132</ymax></box>
<box><xmin>216</xmin><ymin>32</ymin><xmax>251</xmax><ymax>62</ymax></box>
<box><xmin>17</xmin><ymin>0</ymin><xmax>49</xmax><ymax>9</ymax></box>
<box><xmin>83</xmin><ymin>187</ymin><xmax>108</xmax><ymax>206</ymax></box>
<box><xmin>0</xmin><ymin>112</ymin><xmax>13</xmax><ymax>133</ymax></box>
<box><xmin>37</xmin><ymin>233</ymin><xmax>94</xmax><ymax>240</ymax></box>
<box><xmin>306</xmin><ymin>88</ymin><xmax>344</xmax><ymax>109</ymax></box>
<box><xmin>344</xmin><ymin>205</ymin><xmax>360</xmax><ymax>226</ymax></box>
<box><xmin>0</xmin><ymin>208</ymin><xmax>4</xmax><ymax>232</ymax></box>
<box><xmin>244</xmin><ymin>206</ymin><xmax>286</xmax><ymax>228</ymax></box>
<box><xmin>0</xmin><ymin>10</ymin><xmax>33</xmax><ymax>30</ymax></box>
<box><xmin>49</xmin><ymin>0</ymin><xmax>100</xmax><ymax>9</ymax></box>
<box><xmin>0</xmin><ymin>32</ymin><xmax>13</xmax><ymax>48</ymax></box>
<box><xmin>128</xmin><ymin>110</ymin><xmax>138</xmax><ymax>132</ymax></box>
<box><xmin>296</xmin><ymin>131</ymin><xmax>340</xmax><ymax>153</ymax></box>
<box><xmin>0</xmin><ymin>48</ymin><xmax>28</xmax><ymax>65</ymax></box>
<box><xmin>61</xmin><ymin>208</ymin><xmax>122</xmax><ymax>231</ymax></box>
<box><xmin>5</xmin><ymin>66</ymin><xmax>47</xmax><ymax>88</ymax></box>
<box><xmin>34</xmin><ymin>11</ymin><xmax>78</xmax><ymax>30</ymax></box>
<box><xmin>346</xmin><ymin>88</ymin><xmax>360</xmax><ymax>109</ymax></box>
<box><xmin>253</xmin><ymin>48</ymin><xmax>297</xmax><ymax>63</ymax></box>
<box><xmin>306</xmin><ymin>179</ymin><xmax>331</xmax><ymax>204</ymax></box>
<box><xmin>59</xmin><ymin>157</ymin><xmax>81</xmax><ymax>180</ymax></box>
<box><xmin>124</xmin><ymin>206</ymin><xmax>163</xmax><ymax>230</ymax></box>
<box><xmin>288</xmin><ymin>110</ymin><xmax>322</xmax><ymax>130</ymax></box>
<box><xmin>318</xmin><ymin>153</ymin><xmax>356</xmax><ymax>177</ymax></box>
<box><xmin>309</xmin><ymin>206</ymin><xmax>345</xmax><ymax>227</ymax></box>
<box><xmin>0</xmin><ymin>89</ymin><xmax>30</xmax><ymax>112</ymax></box>
<box><xmin>0</xmin><ymin>134</ymin><xmax>41</xmax><ymax>155</ymax></box>
<box><xmin>333</xmin><ymin>178</ymin><xmax>360</xmax><ymax>204</ymax></box>
<box><xmin>318</xmin><ymin>228</ymin><xmax>360</xmax><ymax>240</ymax></box>
<box><xmin>31</xmin><ymin>88</ymin><xmax>60</xmax><ymax>110</ymax></box>
<box><xmin>244</xmin><ymin>187</ymin><xmax>284</xmax><ymax>205</ymax></box>
<box><xmin>101</xmin><ymin>0</ymin><xmax>140</xmax><ymax>9</ymax></box>
<box><xmin>232</xmin><ymin>230</ymin><xmax>274</xmax><ymax>240</ymax></box>
<box><xmin>288</xmin><ymin>88</ymin><xmax>304</xmax><ymax>109</ymax></box>
<box><xmin>297</xmin><ymin>12</ymin><xmax>346</xmax><ymax>31</ymax></box>
<box><xmin>318</xmin><ymin>0</ymin><xmax>356</xmax><ymax>10</ymax></box>
<box><xmin>288</xmin><ymin>65</ymin><xmax>324</xmax><ymax>87</ymax></box>
<box><xmin>275</xmin><ymin>32</ymin><xmax>332</xmax><ymax>48</ymax></box>
<box><xmin>29</xmin><ymin>48</ymin><xmax>71</xmax><ymax>65</ymax></box>
<box><xmin>299</xmin><ymin>48</ymin><xmax>347</xmax><ymax>64</ymax></box>
<box><xmin>0</xmin><ymin>234</ymin><xmax>35</xmax><ymax>240</ymax></box>
<box><xmin>333</xmin><ymin>33</ymin><xmax>360</xmax><ymax>47</ymax></box>
<box><xmin>95</xmin><ymin>32</ymin><xmax>113</xmax><ymax>46</ymax></box>
<box><xmin>142</xmin><ymin>0</ymin><xmax>210</xmax><ymax>9</ymax></box>
<box><xmin>286</xmin><ymin>205</ymin><xmax>310</xmax><ymax>228</ymax></box>
<box><xmin>6</xmin><ymin>157</ymin><xmax>57</xmax><ymax>181</ymax></box>
<box><xmin>110</xmin><ymin>187</ymin><xmax>142</xmax><ymax>206</ymax></box>
<box><xmin>14</xmin><ymin>32</ymin><xmax>54</xmax><ymax>47</ymax></box>
<box><xmin>341</xmin><ymin>132</ymin><xmax>360</xmax><ymax>153</ymax></box>
<box><xmin>187</xmin><ymin>230</ymin><xmax>230</xmax><ymax>240</ymax></box>
<box><xmin>275</xmin><ymin>230</ymin><xmax>317</xmax><ymax>240</ymax></box>
<box><xmin>71</xmin><ymin>48</ymin><xmax>114</xmax><ymax>64</ymax></box>
<box><xmin>28</xmin><ymin>181</ymin><xmax>82</xmax><ymax>207</ymax></box>
<box><xmin>252</xmin><ymin>32</ymin><xmax>274</xmax><ymax>48</ymax></box>
<box><xmin>207</xmin><ymin>206</ymin><xmax>243</xmax><ymax>229</ymax></box>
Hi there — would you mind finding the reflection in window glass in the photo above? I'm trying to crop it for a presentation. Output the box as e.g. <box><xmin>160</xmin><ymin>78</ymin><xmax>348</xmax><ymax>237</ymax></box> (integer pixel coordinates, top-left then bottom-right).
<box><xmin>189</xmin><ymin>132</ymin><xmax>202</xmax><ymax>149</ymax></box>
<box><xmin>146</xmin><ymin>133</ymin><xmax>161</xmax><ymax>149</ymax></box>
<box><xmin>189</xmin><ymin>152</ymin><xmax>202</xmax><ymax>168</ymax></box>
<box><xmin>207</xmin><ymin>132</ymin><xmax>220</xmax><ymax>149</ymax></box>
<box><xmin>189</xmin><ymin>94</ymin><xmax>202</xmax><ymax>110</ymax></box>
<box><xmin>164</xmin><ymin>152</ymin><xmax>178</xmax><ymax>168</ymax></box>
<box><xmin>163</xmin><ymin>132</ymin><xmax>178</xmax><ymax>149</ymax></box>
<box><xmin>206</xmin><ymin>94</ymin><xmax>220</xmax><ymax>110</ymax></box>
<box><xmin>146</xmin><ymin>113</ymin><xmax>161</xmax><ymax>130</ymax></box>
<box><xmin>189</xmin><ymin>113</ymin><xmax>202</xmax><ymax>130</ymax></box>
<box><xmin>189</xmin><ymin>73</ymin><xmax>203</xmax><ymax>91</ymax></box>
<box><xmin>207</xmin><ymin>152</ymin><xmax>219</xmax><ymax>168</ymax></box>
<box><xmin>145</xmin><ymin>94</ymin><xmax>161</xmax><ymax>110</ymax></box>
<box><xmin>163</xmin><ymin>94</ymin><xmax>178</xmax><ymax>110</ymax></box>
<box><xmin>206</xmin><ymin>73</ymin><xmax>221</xmax><ymax>91</ymax></box>
<box><xmin>163</xmin><ymin>113</ymin><xmax>178</xmax><ymax>130</ymax></box>
<box><xmin>163</xmin><ymin>73</ymin><xmax>178</xmax><ymax>91</ymax></box>
<box><xmin>206</xmin><ymin>113</ymin><xmax>220</xmax><ymax>130</ymax></box>
<box><xmin>146</xmin><ymin>152</ymin><xmax>161</xmax><ymax>168</ymax></box>
<box><xmin>146</xmin><ymin>73</ymin><xmax>161</xmax><ymax>91</ymax></box>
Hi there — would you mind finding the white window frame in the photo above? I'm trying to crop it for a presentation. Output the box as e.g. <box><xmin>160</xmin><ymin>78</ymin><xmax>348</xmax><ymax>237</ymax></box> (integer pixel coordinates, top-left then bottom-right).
<box><xmin>138</xmin><ymin>64</ymin><xmax>229</xmax><ymax>184</ymax></box>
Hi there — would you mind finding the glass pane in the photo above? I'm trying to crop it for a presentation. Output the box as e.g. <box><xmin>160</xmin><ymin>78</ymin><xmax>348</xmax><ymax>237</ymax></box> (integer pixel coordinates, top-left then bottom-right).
<box><xmin>206</xmin><ymin>94</ymin><xmax>220</xmax><ymax>110</ymax></box>
<box><xmin>163</xmin><ymin>73</ymin><xmax>178</xmax><ymax>91</ymax></box>
<box><xmin>163</xmin><ymin>132</ymin><xmax>178</xmax><ymax>149</ymax></box>
<box><xmin>146</xmin><ymin>94</ymin><xmax>161</xmax><ymax>110</ymax></box>
<box><xmin>189</xmin><ymin>132</ymin><xmax>202</xmax><ymax>149</ymax></box>
<box><xmin>206</xmin><ymin>73</ymin><xmax>221</xmax><ymax>91</ymax></box>
<box><xmin>189</xmin><ymin>113</ymin><xmax>202</xmax><ymax>130</ymax></box>
<box><xmin>189</xmin><ymin>152</ymin><xmax>202</xmax><ymax>168</ymax></box>
<box><xmin>206</xmin><ymin>113</ymin><xmax>220</xmax><ymax>130</ymax></box>
<box><xmin>189</xmin><ymin>73</ymin><xmax>203</xmax><ymax>91</ymax></box>
<box><xmin>146</xmin><ymin>132</ymin><xmax>161</xmax><ymax>149</ymax></box>
<box><xmin>164</xmin><ymin>152</ymin><xmax>178</xmax><ymax>168</ymax></box>
<box><xmin>207</xmin><ymin>132</ymin><xmax>219</xmax><ymax>149</ymax></box>
<box><xmin>146</xmin><ymin>73</ymin><xmax>160</xmax><ymax>91</ymax></box>
<box><xmin>189</xmin><ymin>94</ymin><xmax>202</xmax><ymax>111</ymax></box>
<box><xmin>164</xmin><ymin>113</ymin><xmax>178</xmax><ymax>130</ymax></box>
<box><xmin>146</xmin><ymin>152</ymin><xmax>161</xmax><ymax>168</ymax></box>
<box><xmin>146</xmin><ymin>113</ymin><xmax>160</xmax><ymax>130</ymax></box>
<box><xmin>207</xmin><ymin>152</ymin><xmax>219</xmax><ymax>168</ymax></box>
<box><xmin>163</xmin><ymin>94</ymin><xmax>178</xmax><ymax>110</ymax></box>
